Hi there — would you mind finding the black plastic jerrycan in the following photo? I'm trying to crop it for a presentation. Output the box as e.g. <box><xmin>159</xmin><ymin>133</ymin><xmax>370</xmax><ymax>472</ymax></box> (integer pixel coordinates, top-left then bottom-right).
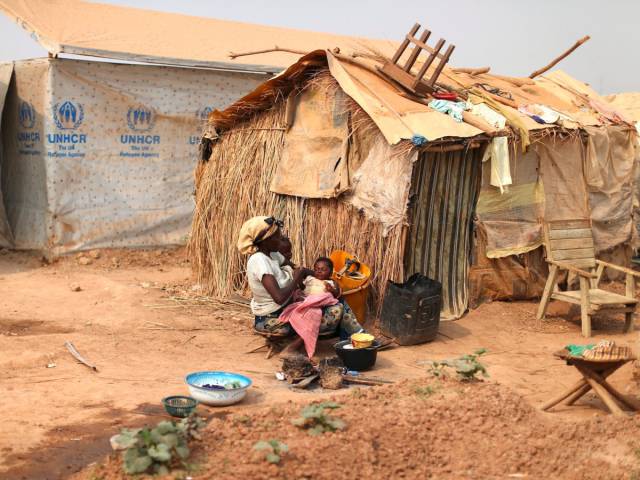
<box><xmin>379</xmin><ymin>273</ymin><xmax>441</xmax><ymax>345</ymax></box>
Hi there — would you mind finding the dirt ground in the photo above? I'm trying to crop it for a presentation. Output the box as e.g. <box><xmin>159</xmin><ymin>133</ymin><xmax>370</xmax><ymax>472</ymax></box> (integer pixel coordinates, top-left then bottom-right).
<box><xmin>1</xmin><ymin>247</ymin><xmax>639</xmax><ymax>480</ymax></box>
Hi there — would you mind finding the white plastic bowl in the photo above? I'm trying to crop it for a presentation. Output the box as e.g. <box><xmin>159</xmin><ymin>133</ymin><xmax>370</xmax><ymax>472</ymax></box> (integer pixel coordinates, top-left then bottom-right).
<box><xmin>185</xmin><ymin>371</ymin><xmax>252</xmax><ymax>406</ymax></box>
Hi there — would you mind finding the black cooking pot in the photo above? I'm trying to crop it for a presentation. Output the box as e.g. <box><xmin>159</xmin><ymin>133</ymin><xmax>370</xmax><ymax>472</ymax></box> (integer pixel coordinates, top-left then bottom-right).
<box><xmin>334</xmin><ymin>340</ymin><xmax>379</xmax><ymax>371</ymax></box>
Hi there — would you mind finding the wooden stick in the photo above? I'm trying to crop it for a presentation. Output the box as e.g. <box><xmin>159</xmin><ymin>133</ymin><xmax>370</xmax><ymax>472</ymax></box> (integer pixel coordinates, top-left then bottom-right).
<box><xmin>491</xmin><ymin>74</ymin><xmax>535</xmax><ymax>87</ymax></box>
<box><xmin>564</xmin><ymin>383</ymin><xmax>592</xmax><ymax>406</ymax></box>
<box><xmin>291</xmin><ymin>374</ymin><xmax>319</xmax><ymax>389</ymax></box>
<box><xmin>342</xmin><ymin>375</ymin><xmax>393</xmax><ymax>386</ymax></box>
<box><xmin>350</xmin><ymin>51</ymin><xmax>385</xmax><ymax>62</ymax></box>
<box><xmin>64</xmin><ymin>341</ymin><xmax>98</xmax><ymax>372</ymax></box>
<box><xmin>529</xmin><ymin>35</ymin><xmax>591</xmax><ymax>79</ymax></box>
<box><xmin>578</xmin><ymin>366</ymin><xmax>640</xmax><ymax>411</ymax></box>
<box><xmin>596</xmin><ymin>259</ymin><xmax>640</xmax><ymax>278</ymax></box>
<box><xmin>229</xmin><ymin>46</ymin><xmax>308</xmax><ymax>60</ymax></box>
<box><xmin>284</xmin><ymin>94</ymin><xmax>297</xmax><ymax>130</ymax></box>
<box><xmin>575</xmin><ymin>365</ymin><xmax>625</xmax><ymax>416</ymax></box>
<box><xmin>451</xmin><ymin>67</ymin><xmax>490</xmax><ymax>75</ymax></box>
<box><xmin>422</xmin><ymin>142</ymin><xmax>482</xmax><ymax>153</ymax></box>
<box><xmin>461</xmin><ymin>111</ymin><xmax>498</xmax><ymax>134</ymax></box>
<box><xmin>540</xmin><ymin>378</ymin><xmax>588</xmax><ymax>411</ymax></box>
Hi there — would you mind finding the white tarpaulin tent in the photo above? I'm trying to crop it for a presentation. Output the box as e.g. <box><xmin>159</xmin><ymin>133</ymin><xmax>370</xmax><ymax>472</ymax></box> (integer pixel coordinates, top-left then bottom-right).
<box><xmin>0</xmin><ymin>0</ymin><xmax>394</xmax><ymax>72</ymax></box>
<box><xmin>0</xmin><ymin>0</ymin><xmax>393</xmax><ymax>253</ymax></box>
<box><xmin>0</xmin><ymin>62</ymin><xmax>14</xmax><ymax>247</ymax></box>
<box><xmin>1</xmin><ymin>58</ymin><xmax>264</xmax><ymax>253</ymax></box>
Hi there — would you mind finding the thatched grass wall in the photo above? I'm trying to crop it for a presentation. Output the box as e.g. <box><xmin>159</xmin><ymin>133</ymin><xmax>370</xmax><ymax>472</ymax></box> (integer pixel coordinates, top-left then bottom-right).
<box><xmin>190</xmin><ymin>78</ymin><xmax>407</xmax><ymax>308</ymax></box>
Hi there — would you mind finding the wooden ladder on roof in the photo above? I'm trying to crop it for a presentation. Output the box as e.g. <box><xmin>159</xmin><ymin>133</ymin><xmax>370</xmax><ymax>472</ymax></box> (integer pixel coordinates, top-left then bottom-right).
<box><xmin>379</xmin><ymin>22</ymin><xmax>455</xmax><ymax>97</ymax></box>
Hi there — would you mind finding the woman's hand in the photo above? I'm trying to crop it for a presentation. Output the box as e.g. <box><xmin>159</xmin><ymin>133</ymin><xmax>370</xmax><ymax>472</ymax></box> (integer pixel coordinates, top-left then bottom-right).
<box><xmin>293</xmin><ymin>267</ymin><xmax>314</xmax><ymax>283</ymax></box>
<box><xmin>292</xmin><ymin>289</ymin><xmax>305</xmax><ymax>302</ymax></box>
<box><xmin>325</xmin><ymin>282</ymin><xmax>342</xmax><ymax>298</ymax></box>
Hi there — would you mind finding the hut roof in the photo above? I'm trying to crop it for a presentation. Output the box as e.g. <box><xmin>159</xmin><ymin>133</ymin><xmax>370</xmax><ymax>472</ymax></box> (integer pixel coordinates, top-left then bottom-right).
<box><xmin>0</xmin><ymin>0</ymin><xmax>396</xmax><ymax>73</ymax></box>
<box><xmin>606</xmin><ymin>92</ymin><xmax>640</xmax><ymax>124</ymax></box>
<box><xmin>207</xmin><ymin>50</ymin><xmax>634</xmax><ymax>145</ymax></box>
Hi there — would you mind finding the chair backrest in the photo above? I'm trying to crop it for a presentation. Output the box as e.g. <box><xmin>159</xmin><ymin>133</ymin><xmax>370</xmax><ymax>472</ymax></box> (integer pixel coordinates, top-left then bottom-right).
<box><xmin>543</xmin><ymin>219</ymin><xmax>595</xmax><ymax>269</ymax></box>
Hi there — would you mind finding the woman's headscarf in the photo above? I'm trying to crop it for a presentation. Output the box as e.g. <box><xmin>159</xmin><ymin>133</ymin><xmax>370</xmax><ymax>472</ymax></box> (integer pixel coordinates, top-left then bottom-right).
<box><xmin>237</xmin><ymin>216</ymin><xmax>283</xmax><ymax>255</ymax></box>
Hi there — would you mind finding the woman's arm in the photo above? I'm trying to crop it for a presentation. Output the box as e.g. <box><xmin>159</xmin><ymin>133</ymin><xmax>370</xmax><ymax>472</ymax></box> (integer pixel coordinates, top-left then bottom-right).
<box><xmin>325</xmin><ymin>281</ymin><xmax>342</xmax><ymax>298</ymax></box>
<box><xmin>261</xmin><ymin>268</ymin><xmax>313</xmax><ymax>305</ymax></box>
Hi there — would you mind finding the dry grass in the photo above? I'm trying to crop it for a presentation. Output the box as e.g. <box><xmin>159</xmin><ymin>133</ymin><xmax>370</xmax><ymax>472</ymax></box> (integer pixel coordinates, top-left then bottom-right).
<box><xmin>189</xmin><ymin>71</ymin><xmax>408</xmax><ymax>309</ymax></box>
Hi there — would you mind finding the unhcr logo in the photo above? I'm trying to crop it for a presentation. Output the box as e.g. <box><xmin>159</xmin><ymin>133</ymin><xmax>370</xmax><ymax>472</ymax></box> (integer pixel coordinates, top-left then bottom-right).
<box><xmin>196</xmin><ymin>106</ymin><xmax>213</xmax><ymax>121</ymax></box>
<box><xmin>127</xmin><ymin>105</ymin><xmax>156</xmax><ymax>132</ymax></box>
<box><xmin>18</xmin><ymin>101</ymin><xmax>36</xmax><ymax>129</ymax></box>
<box><xmin>53</xmin><ymin>101</ymin><xmax>84</xmax><ymax>130</ymax></box>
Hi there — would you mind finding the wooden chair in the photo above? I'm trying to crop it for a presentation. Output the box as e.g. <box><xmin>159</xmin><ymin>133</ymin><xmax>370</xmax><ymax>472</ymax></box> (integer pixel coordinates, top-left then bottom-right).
<box><xmin>536</xmin><ymin>219</ymin><xmax>640</xmax><ymax>337</ymax></box>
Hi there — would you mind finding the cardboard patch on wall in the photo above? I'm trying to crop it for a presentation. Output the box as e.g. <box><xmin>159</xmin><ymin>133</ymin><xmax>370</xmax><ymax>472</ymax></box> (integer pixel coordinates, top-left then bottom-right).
<box><xmin>270</xmin><ymin>85</ymin><xmax>350</xmax><ymax>199</ymax></box>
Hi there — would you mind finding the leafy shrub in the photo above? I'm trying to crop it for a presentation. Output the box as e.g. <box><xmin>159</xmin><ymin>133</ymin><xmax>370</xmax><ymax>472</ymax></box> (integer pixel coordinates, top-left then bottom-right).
<box><xmin>113</xmin><ymin>414</ymin><xmax>204</xmax><ymax>475</ymax></box>
<box><xmin>414</xmin><ymin>385</ymin><xmax>437</xmax><ymax>398</ymax></box>
<box><xmin>253</xmin><ymin>439</ymin><xmax>289</xmax><ymax>464</ymax></box>
<box><xmin>429</xmin><ymin>349</ymin><xmax>489</xmax><ymax>381</ymax></box>
<box><xmin>291</xmin><ymin>401</ymin><xmax>346</xmax><ymax>435</ymax></box>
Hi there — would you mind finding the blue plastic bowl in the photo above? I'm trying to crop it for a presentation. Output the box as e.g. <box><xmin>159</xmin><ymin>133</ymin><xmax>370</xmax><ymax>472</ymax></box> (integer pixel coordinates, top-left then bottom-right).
<box><xmin>185</xmin><ymin>371</ymin><xmax>252</xmax><ymax>406</ymax></box>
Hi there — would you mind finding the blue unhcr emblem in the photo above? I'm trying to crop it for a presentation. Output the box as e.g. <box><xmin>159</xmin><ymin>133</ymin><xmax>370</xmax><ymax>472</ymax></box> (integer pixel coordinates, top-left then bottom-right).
<box><xmin>127</xmin><ymin>105</ymin><xmax>156</xmax><ymax>132</ymax></box>
<box><xmin>196</xmin><ymin>106</ymin><xmax>213</xmax><ymax>121</ymax></box>
<box><xmin>18</xmin><ymin>101</ymin><xmax>36</xmax><ymax>129</ymax></box>
<box><xmin>53</xmin><ymin>101</ymin><xmax>84</xmax><ymax>130</ymax></box>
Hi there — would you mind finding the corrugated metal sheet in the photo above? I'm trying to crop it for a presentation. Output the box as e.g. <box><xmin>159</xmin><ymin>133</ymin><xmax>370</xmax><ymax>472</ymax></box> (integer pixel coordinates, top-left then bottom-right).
<box><xmin>404</xmin><ymin>147</ymin><xmax>483</xmax><ymax>319</ymax></box>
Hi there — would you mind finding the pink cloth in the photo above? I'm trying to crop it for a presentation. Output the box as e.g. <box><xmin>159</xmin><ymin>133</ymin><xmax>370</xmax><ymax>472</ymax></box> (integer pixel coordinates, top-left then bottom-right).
<box><xmin>279</xmin><ymin>292</ymin><xmax>338</xmax><ymax>358</ymax></box>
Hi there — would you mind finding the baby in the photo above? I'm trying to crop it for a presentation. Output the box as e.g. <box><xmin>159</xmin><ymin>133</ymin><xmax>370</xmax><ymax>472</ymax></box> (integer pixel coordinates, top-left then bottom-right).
<box><xmin>302</xmin><ymin>257</ymin><xmax>340</xmax><ymax>298</ymax></box>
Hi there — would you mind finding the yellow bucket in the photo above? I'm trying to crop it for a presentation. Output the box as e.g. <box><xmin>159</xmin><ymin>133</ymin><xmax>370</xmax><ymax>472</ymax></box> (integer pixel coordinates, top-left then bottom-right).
<box><xmin>329</xmin><ymin>250</ymin><xmax>371</xmax><ymax>324</ymax></box>
<box><xmin>351</xmin><ymin>332</ymin><xmax>375</xmax><ymax>349</ymax></box>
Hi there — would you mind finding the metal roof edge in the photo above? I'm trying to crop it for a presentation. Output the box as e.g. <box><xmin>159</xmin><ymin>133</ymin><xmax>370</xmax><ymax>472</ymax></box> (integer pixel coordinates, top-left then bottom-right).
<box><xmin>57</xmin><ymin>45</ymin><xmax>285</xmax><ymax>74</ymax></box>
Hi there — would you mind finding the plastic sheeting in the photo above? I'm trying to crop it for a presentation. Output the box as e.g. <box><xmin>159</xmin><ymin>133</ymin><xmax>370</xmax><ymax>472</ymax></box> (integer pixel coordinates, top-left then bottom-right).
<box><xmin>0</xmin><ymin>61</ymin><xmax>14</xmax><ymax>247</ymax></box>
<box><xmin>469</xmin><ymin>229</ymin><xmax>547</xmax><ymax>306</ymax></box>
<box><xmin>585</xmin><ymin>125</ymin><xmax>637</xmax><ymax>252</ymax></box>
<box><xmin>344</xmin><ymin>129</ymin><xmax>416</xmax><ymax>232</ymax></box>
<box><xmin>0</xmin><ymin>0</ymin><xmax>395</xmax><ymax>73</ymax></box>
<box><xmin>1</xmin><ymin>57</ymin><xmax>264</xmax><ymax>253</ymax></box>
<box><xmin>405</xmin><ymin>148</ymin><xmax>482</xmax><ymax>320</ymax></box>
<box><xmin>536</xmin><ymin>134</ymin><xmax>590</xmax><ymax>223</ymax></box>
<box><xmin>1</xmin><ymin>59</ymin><xmax>48</xmax><ymax>249</ymax></box>
<box><xmin>476</xmin><ymin>147</ymin><xmax>544</xmax><ymax>258</ymax></box>
<box><xmin>326</xmin><ymin>52</ymin><xmax>483</xmax><ymax>145</ymax></box>
<box><xmin>271</xmin><ymin>86</ymin><xmax>350</xmax><ymax>198</ymax></box>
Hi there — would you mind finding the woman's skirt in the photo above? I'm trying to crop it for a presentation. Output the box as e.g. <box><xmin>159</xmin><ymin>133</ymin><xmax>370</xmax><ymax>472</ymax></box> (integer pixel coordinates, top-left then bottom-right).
<box><xmin>254</xmin><ymin>300</ymin><xmax>363</xmax><ymax>339</ymax></box>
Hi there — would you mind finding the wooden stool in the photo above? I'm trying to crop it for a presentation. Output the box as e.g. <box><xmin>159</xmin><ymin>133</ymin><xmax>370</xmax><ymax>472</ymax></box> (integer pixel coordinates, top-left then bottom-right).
<box><xmin>542</xmin><ymin>349</ymin><xmax>639</xmax><ymax>417</ymax></box>
<box><xmin>246</xmin><ymin>329</ymin><xmax>290</xmax><ymax>359</ymax></box>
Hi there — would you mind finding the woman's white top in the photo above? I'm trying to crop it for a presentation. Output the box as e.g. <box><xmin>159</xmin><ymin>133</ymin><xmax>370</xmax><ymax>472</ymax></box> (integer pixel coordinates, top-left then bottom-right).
<box><xmin>246</xmin><ymin>252</ymin><xmax>293</xmax><ymax>315</ymax></box>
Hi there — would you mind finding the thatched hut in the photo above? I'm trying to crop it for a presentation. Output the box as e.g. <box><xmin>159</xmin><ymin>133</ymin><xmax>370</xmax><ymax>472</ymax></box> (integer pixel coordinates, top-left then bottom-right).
<box><xmin>191</xmin><ymin>49</ymin><xmax>638</xmax><ymax>320</ymax></box>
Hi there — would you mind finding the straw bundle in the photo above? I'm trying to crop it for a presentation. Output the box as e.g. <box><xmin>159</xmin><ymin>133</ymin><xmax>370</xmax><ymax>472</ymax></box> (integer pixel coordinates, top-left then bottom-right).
<box><xmin>190</xmin><ymin>71</ymin><xmax>408</xmax><ymax>311</ymax></box>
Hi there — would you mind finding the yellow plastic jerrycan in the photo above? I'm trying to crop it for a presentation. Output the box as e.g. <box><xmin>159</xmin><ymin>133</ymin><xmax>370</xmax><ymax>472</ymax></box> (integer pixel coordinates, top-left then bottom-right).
<box><xmin>329</xmin><ymin>250</ymin><xmax>371</xmax><ymax>324</ymax></box>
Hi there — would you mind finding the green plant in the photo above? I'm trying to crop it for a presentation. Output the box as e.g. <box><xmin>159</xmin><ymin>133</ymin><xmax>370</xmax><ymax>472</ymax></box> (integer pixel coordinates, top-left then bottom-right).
<box><xmin>113</xmin><ymin>414</ymin><xmax>205</xmax><ymax>475</ymax></box>
<box><xmin>253</xmin><ymin>439</ymin><xmax>289</xmax><ymax>464</ymax></box>
<box><xmin>233</xmin><ymin>414</ymin><xmax>251</xmax><ymax>425</ymax></box>
<box><xmin>414</xmin><ymin>385</ymin><xmax>436</xmax><ymax>399</ymax></box>
<box><xmin>429</xmin><ymin>349</ymin><xmax>489</xmax><ymax>381</ymax></box>
<box><xmin>291</xmin><ymin>401</ymin><xmax>346</xmax><ymax>435</ymax></box>
<box><xmin>350</xmin><ymin>387</ymin><xmax>364</xmax><ymax>399</ymax></box>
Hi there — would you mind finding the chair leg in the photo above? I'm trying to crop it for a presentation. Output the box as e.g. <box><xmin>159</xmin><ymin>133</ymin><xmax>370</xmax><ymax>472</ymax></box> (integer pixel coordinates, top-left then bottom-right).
<box><xmin>624</xmin><ymin>311</ymin><xmax>635</xmax><ymax>333</ymax></box>
<box><xmin>579</xmin><ymin>277</ymin><xmax>591</xmax><ymax>337</ymax></box>
<box><xmin>537</xmin><ymin>264</ymin><xmax>558</xmax><ymax>321</ymax></box>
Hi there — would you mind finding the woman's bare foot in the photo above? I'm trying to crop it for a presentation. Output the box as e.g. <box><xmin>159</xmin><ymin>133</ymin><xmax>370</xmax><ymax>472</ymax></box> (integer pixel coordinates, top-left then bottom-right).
<box><xmin>278</xmin><ymin>337</ymin><xmax>304</xmax><ymax>359</ymax></box>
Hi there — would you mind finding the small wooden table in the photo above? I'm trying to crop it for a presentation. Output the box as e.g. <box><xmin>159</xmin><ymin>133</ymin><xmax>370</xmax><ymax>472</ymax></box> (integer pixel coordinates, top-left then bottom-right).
<box><xmin>542</xmin><ymin>350</ymin><xmax>639</xmax><ymax>417</ymax></box>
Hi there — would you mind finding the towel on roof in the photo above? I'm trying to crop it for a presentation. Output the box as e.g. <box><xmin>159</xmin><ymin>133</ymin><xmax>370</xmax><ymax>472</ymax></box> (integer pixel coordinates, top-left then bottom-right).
<box><xmin>279</xmin><ymin>292</ymin><xmax>338</xmax><ymax>358</ymax></box>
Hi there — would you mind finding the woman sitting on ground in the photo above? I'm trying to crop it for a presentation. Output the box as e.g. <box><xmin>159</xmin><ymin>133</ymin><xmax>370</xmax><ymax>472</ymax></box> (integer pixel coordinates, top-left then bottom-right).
<box><xmin>237</xmin><ymin>216</ymin><xmax>364</xmax><ymax>353</ymax></box>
